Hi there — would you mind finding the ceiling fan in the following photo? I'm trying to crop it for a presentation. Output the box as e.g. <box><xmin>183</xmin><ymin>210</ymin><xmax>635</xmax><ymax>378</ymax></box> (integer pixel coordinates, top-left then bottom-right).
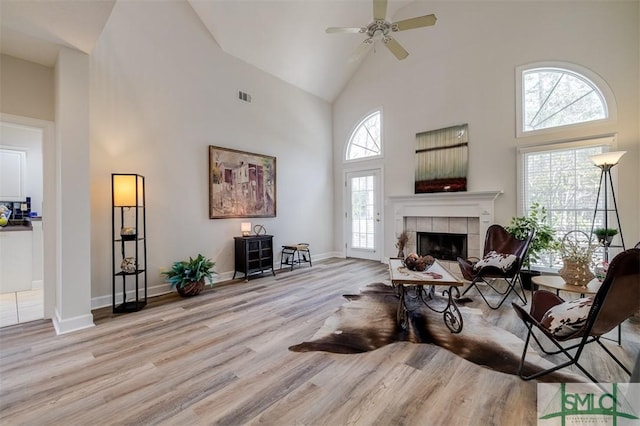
<box><xmin>326</xmin><ymin>0</ymin><xmax>436</xmax><ymax>61</ymax></box>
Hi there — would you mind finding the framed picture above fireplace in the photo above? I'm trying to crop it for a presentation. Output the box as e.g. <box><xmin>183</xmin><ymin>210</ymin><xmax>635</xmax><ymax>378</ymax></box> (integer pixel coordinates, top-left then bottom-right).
<box><xmin>415</xmin><ymin>123</ymin><xmax>469</xmax><ymax>193</ymax></box>
<box><xmin>209</xmin><ymin>146</ymin><xmax>276</xmax><ymax>219</ymax></box>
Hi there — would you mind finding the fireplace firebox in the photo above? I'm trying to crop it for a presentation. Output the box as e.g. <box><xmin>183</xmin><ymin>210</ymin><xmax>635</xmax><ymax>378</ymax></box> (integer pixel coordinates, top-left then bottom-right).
<box><xmin>417</xmin><ymin>232</ymin><xmax>467</xmax><ymax>261</ymax></box>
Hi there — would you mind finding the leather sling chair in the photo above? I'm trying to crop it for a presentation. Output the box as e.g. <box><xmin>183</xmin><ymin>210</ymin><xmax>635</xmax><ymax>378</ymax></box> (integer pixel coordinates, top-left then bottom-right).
<box><xmin>457</xmin><ymin>224</ymin><xmax>535</xmax><ymax>310</ymax></box>
<box><xmin>513</xmin><ymin>248</ymin><xmax>640</xmax><ymax>382</ymax></box>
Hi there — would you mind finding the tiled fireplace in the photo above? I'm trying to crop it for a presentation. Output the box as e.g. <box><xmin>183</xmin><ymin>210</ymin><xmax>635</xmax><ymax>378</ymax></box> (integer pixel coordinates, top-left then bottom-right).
<box><xmin>387</xmin><ymin>191</ymin><xmax>503</xmax><ymax>261</ymax></box>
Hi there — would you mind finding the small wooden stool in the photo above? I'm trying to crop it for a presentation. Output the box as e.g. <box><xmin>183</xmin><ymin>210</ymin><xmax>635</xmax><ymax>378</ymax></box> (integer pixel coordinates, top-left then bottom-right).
<box><xmin>280</xmin><ymin>243</ymin><xmax>312</xmax><ymax>271</ymax></box>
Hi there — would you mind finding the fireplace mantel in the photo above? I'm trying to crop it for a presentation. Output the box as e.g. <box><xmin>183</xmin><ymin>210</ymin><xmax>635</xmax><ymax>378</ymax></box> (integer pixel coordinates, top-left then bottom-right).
<box><xmin>387</xmin><ymin>191</ymin><xmax>503</xmax><ymax>257</ymax></box>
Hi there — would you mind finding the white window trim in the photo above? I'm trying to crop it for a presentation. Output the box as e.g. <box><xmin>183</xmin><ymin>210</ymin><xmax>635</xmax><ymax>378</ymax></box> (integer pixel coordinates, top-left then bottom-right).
<box><xmin>516</xmin><ymin>134</ymin><xmax>617</xmax><ymax>217</ymax></box>
<box><xmin>515</xmin><ymin>62</ymin><xmax>617</xmax><ymax>138</ymax></box>
<box><xmin>344</xmin><ymin>108</ymin><xmax>384</xmax><ymax>163</ymax></box>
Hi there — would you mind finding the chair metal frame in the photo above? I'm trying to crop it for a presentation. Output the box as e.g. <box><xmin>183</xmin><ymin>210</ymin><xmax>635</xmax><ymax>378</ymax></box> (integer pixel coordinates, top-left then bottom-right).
<box><xmin>457</xmin><ymin>224</ymin><xmax>535</xmax><ymax>310</ymax></box>
<box><xmin>513</xmin><ymin>248</ymin><xmax>640</xmax><ymax>382</ymax></box>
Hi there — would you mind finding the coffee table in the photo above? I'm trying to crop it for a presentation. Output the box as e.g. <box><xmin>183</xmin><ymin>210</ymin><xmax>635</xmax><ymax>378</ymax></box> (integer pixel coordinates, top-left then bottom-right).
<box><xmin>388</xmin><ymin>258</ymin><xmax>464</xmax><ymax>333</ymax></box>
<box><xmin>531</xmin><ymin>275</ymin><xmax>601</xmax><ymax>297</ymax></box>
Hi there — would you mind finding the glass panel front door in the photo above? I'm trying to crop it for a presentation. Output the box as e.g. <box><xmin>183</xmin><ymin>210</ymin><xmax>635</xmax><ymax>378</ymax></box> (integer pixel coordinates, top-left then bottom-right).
<box><xmin>346</xmin><ymin>169</ymin><xmax>381</xmax><ymax>260</ymax></box>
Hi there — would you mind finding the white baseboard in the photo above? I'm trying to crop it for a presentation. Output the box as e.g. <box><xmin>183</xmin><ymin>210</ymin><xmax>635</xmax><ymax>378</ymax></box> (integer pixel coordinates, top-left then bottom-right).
<box><xmin>91</xmin><ymin>283</ymin><xmax>173</xmax><ymax>310</ymax></box>
<box><xmin>91</xmin><ymin>252</ymin><xmax>342</xmax><ymax>309</ymax></box>
<box><xmin>52</xmin><ymin>308</ymin><xmax>95</xmax><ymax>335</ymax></box>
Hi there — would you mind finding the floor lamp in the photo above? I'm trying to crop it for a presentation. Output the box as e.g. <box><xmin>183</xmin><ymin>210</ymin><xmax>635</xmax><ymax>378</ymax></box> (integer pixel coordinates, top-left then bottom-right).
<box><xmin>589</xmin><ymin>151</ymin><xmax>626</xmax><ymax>262</ymax></box>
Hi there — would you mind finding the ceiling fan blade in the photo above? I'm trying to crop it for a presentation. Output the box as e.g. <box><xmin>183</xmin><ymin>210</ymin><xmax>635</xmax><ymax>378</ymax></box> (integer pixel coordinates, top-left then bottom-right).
<box><xmin>383</xmin><ymin>37</ymin><xmax>409</xmax><ymax>60</ymax></box>
<box><xmin>349</xmin><ymin>38</ymin><xmax>374</xmax><ymax>62</ymax></box>
<box><xmin>373</xmin><ymin>0</ymin><xmax>387</xmax><ymax>21</ymax></box>
<box><xmin>393</xmin><ymin>14</ymin><xmax>437</xmax><ymax>31</ymax></box>
<box><xmin>326</xmin><ymin>27</ymin><xmax>365</xmax><ymax>34</ymax></box>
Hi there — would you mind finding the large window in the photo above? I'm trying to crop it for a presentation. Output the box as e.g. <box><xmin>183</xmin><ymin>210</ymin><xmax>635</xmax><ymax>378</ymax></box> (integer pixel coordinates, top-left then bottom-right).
<box><xmin>516</xmin><ymin>63</ymin><xmax>614</xmax><ymax>137</ymax></box>
<box><xmin>345</xmin><ymin>110</ymin><xmax>382</xmax><ymax>161</ymax></box>
<box><xmin>518</xmin><ymin>137</ymin><xmax>615</xmax><ymax>269</ymax></box>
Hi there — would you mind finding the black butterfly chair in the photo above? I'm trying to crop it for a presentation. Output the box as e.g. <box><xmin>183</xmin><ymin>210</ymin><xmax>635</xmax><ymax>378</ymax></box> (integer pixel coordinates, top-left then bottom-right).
<box><xmin>513</xmin><ymin>248</ymin><xmax>640</xmax><ymax>382</ymax></box>
<box><xmin>457</xmin><ymin>224</ymin><xmax>535</xmax><ymax>310</ymax></box>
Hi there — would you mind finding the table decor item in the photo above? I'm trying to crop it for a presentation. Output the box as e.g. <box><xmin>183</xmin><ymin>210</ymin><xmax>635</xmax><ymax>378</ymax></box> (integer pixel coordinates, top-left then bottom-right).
<box><xmin>558</xmin><ymin>231</ymin><xmax>596</xmax><ymax>287</ymax></box>
<box><xmin>403</xmin><ymin>253</ymin><xmax>434</xmax><ymax>271</ymax></box>
<box><xmin>395</xmin><ymin>231</ymin><xmax>409</xmax><ymax>260</ymax></box>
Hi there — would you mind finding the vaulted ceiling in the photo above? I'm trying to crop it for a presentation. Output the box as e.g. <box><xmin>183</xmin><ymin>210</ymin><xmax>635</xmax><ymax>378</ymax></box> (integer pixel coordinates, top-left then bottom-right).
<box><xmin>0</xmin><ymin>0</ymin><xmax>427</xmax><ymax>102</ymax></box>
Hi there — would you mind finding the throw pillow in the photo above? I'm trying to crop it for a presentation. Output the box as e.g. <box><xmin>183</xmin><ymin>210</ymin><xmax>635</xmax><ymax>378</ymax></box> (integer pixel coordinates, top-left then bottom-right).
<box><xmin>540</xmin><ymin>297</ymin><xmax>593</xmax><ymax>338</ymax></box>
<box><xmin>473</xmin><ymin>251</ymin><xmax>518</xmax><ymax>272</ymax></box>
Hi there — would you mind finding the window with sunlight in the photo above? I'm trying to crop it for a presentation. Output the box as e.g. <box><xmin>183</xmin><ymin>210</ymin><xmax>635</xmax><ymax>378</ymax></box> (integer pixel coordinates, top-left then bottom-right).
<box><xmin>521</xmin><ymin>67</ymin><xmax>607</xmax><ymax>133</ymax></box>
<box><xmin>519</xmin><ymin>139</ymin><xmax>614</xmax><ymax>270</ymax></box>
<box><xmin>346</xmin><ymin>110</ymin><xmax>382</xmax><ymax>161</ymax></box>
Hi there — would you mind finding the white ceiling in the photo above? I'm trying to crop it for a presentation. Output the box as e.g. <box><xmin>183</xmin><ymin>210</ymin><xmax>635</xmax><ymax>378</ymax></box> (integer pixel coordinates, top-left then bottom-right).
<box><xmin>0</xmin><ymin>0</ymin><xmax>427</xmax><ymax>102</ymax></box>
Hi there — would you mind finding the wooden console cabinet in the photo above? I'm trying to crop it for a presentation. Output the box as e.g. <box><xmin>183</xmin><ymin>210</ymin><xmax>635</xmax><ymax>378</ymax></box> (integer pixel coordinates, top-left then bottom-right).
<box><xmin>233</xmin><ymin>235</ymin><xmax>275</xmax><ymax>281</ymax></box>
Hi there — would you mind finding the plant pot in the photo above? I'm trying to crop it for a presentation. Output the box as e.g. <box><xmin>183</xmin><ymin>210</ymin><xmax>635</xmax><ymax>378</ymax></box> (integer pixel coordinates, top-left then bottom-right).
<box><xmin>520</xmin><ymin>269</ymin><xmax>541</xmax><ymax>291</ymax></box>
<box><xmin>597</xmin><ymin>235</ymin><xmax>614</xmax><ymax>246</ymax></box>
<box><xmin>176</xmin><ymin>278</ymin><xmax>205</xmax><ymax>297</ymax></box>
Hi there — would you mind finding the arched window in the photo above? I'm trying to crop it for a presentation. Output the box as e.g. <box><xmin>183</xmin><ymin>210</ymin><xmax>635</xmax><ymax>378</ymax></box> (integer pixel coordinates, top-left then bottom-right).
<box><xmin>516</xmin><ymin>63</ymin><xmax>614</xmax><ymax>136</ymax></box>
<box><xmin>346</xmin><ymin>110</ymin><xmax>382</xmax><ymax>161</ymax></box>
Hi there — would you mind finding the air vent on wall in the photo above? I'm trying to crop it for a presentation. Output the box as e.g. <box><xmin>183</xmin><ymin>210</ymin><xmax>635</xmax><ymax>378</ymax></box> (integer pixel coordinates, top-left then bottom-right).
<box><xmin>238</xmin><ymin>90</ymin><xmax>252</xmax><ymax>103</ymax></box>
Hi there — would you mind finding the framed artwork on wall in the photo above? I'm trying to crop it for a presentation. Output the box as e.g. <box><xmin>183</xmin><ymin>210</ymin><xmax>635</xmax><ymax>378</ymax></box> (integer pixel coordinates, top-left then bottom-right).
<box><xmin>415</xmin><ymin>123</ymin><xmax>469</xmax><ymax>193</ymax></box>
<box><xmin>209</xmin><ymin>146</ymin><xmax>276</xmax><ymax>219</ymax></box>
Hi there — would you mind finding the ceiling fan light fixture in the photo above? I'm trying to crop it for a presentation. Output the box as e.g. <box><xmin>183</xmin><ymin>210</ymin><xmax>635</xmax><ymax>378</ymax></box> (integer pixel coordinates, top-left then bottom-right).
<box><xmin>326</xmin><ymin>0</ymin><xmax>436</xmax><ymax>62</ymax></box>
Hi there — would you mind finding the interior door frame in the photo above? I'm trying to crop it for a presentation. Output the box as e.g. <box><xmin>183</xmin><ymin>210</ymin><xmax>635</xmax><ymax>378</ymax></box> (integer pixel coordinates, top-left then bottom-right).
<box><xmin>1</xmin><ymin>113</ymin><xmax>54</xmax><ymax>321</ymax></box>
<box><xmin>343</xmin><ymin>167</ymin><xmax>384</xmax><ymax>261</ymax></box>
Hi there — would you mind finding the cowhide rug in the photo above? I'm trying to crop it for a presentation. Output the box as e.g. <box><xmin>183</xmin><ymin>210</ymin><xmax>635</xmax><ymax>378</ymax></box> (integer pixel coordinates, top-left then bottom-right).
<box><xmin>289</xmin><ymin>282</ymin><xmax>586</xmax><ymax>383</ymax></box>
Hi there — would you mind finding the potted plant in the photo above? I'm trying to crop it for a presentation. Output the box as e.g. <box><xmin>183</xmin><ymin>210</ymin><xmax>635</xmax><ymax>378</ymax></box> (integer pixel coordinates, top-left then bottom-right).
<box><xmin>592</xmin><ymin>227</ymin><xmax>618</xmax><ymax>246</ymax></box>
<box><xmin>162</xmin><ymin>254</ymin><xmax>216</xmax><ymax>297</ymax></box>
<box><xmin>506</xmin><ymin>202</ymin><xmax>558</xmax><ymax>290</ymax></box>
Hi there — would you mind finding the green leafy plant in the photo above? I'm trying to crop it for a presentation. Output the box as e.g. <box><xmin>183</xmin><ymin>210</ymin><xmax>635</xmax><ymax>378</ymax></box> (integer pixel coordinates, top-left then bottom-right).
<box><xmin>506</xmin><ymin>202</ymin><xmax>558</xmax><ymax>270</ymax></box>
<box><xmin>592</xmin><ymin>227</ymin><xmax>618</xmax><ymax>238</ymax></box>
<box><xmin>162</xmin><ymin>254</ymin><xmax>215</xmax><ymax>290</ymax></box>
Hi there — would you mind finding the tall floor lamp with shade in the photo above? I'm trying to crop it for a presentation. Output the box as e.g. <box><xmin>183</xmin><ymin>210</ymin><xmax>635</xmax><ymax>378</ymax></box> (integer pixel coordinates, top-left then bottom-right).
<box><xmin>589</xmin><ymin>151</ymin><xmax>626</xmax><ymax>262</ymax></box>
<box><xmin>112</xmin><ymin>173</ymin><xmax>147</xmax><ymax>313</ymax></box>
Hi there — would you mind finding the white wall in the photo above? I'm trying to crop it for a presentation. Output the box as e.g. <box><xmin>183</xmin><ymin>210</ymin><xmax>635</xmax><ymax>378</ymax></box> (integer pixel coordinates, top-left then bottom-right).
<box><xmin>333</xmin><ymin>1</ymin><xmax>640</xmax><ymax>259</ymax></box>
<box><xmin>89</xmin><ymin>1</ymin><xmax>333</xmax><ymax>303</ymax></box>
<box><xmin>0</xmin><ymin>54</ymin><xmax>55</xmax><ymax>122</ymax></box>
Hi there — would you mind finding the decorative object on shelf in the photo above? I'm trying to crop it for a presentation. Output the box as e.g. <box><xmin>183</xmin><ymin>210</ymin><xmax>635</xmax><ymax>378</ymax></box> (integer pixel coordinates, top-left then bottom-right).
<box><xmin>395</xmin><ymin>231</ymin><xmax>409</xmax><ymax>260</ymax></box>
<box><xmin>592</xmin><ymin>227</ymin><xmax>618</xmax><ymax>246</ymax></box>
<box><xmin>253</xmin><ymin>224</ymin><xmax>266</xmax><ymax>236</ymax></box>
<box><xmin>120</xmin><ymin>227</ymin><xmax>136</xmax><ymax>240</ymax></box>
<box><xmin>589</xmin><ymin>150</ymin><xmax>626</xmax><ymax>262</ymax></box>
<box><xmin>120</xmin><ymin>257</ymin><xmax>137</xmax><ymax>273</ymax></box>
<box><xmin>209</xmin><ymin>146</ymin><xmax>276</xmax><ymax>219</ymax></box>
<box><xmin>558</xmin><ymin>231</ymin><xmax>596</xmax><ymax>287</ymax></box>
<box><xmin>241</xmin><ymin>222</ymin><xmax>252</xmax><ymax>236</ymax></box>
<box><xmin>506</xmin><ymin>202</ymin><xmax>558</xmax><ymax>289</ymax></box>
<box><xmin>162</xmin><ymin>254</ymin><xmax>216</xmax><ymax>297</ymax></box>
<box><xmin>112</xmin><ymin>173</ymin><xmax>147</xmax><ymax>313</ymax></box>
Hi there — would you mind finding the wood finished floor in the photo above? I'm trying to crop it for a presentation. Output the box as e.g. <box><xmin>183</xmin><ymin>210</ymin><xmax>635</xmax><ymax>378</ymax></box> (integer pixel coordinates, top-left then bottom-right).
<box><xmin>1</xmin><ymin>258</ymin><xmax>638</xmax><ymax>425</ymax></box>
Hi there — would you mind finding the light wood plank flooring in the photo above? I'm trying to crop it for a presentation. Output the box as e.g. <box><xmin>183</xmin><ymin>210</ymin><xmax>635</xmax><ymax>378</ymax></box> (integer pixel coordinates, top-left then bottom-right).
<box><xmin>1</xmin><ymin>258</ymin><xmax>638</xmax><ymax>425</ymax></box>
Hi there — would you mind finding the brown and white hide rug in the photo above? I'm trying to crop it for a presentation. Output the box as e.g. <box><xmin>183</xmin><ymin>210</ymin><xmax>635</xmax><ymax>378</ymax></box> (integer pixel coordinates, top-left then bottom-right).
<box><xmin>289</xmin><ymin>282</ymin><xmax>586</xmax><ymax>383</ymax></box>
